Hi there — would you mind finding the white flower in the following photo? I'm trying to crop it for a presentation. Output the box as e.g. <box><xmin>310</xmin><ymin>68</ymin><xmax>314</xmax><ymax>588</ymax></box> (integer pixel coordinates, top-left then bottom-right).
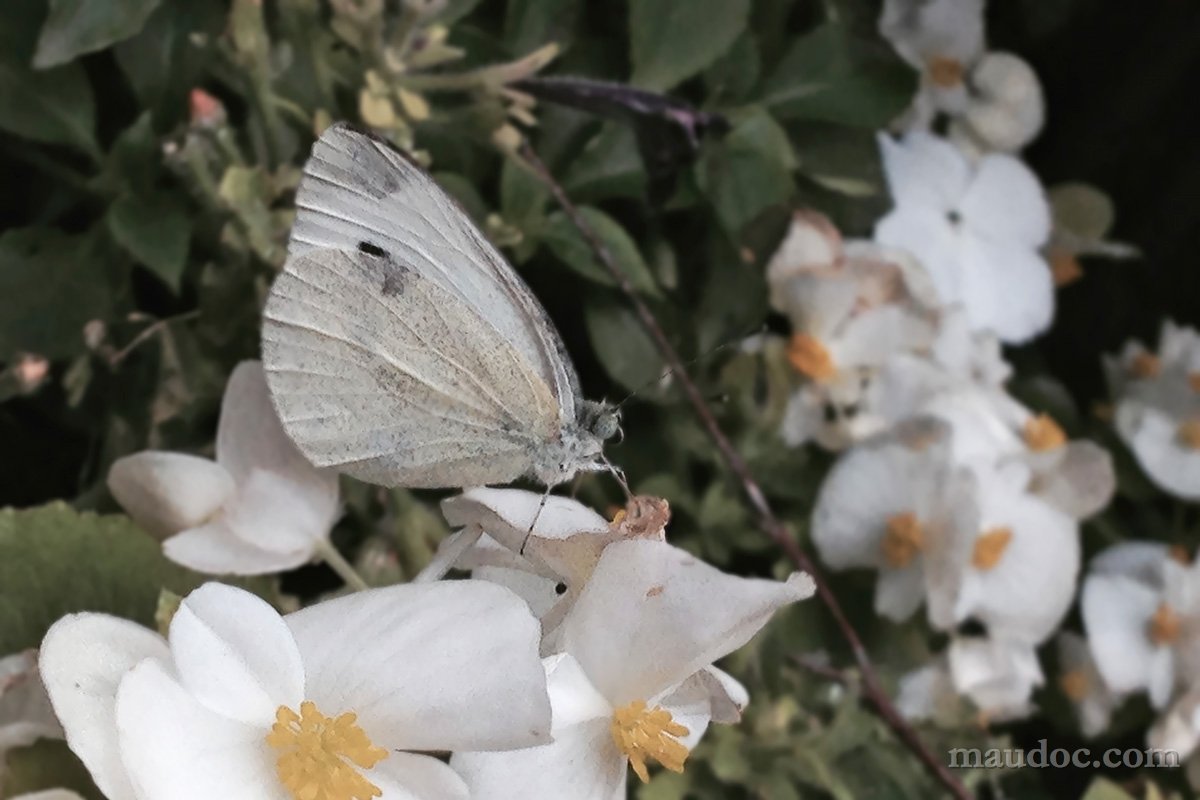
<box><xmin>898</xmin><ymin>636</ymin><xmax>1043</xmax><ymax>725</ymax></box>
<box><xmin>451</xmin><ymin>540</ymin><xmax>814</xmax><ymax>797</ymax></box>
<box><xmin>421</xmin><ymin>488</ymin><xmax>669</xmax><ymax>649</ymax></box>
<box><xmin>1149</xmin><ymin>688</ymin><xmax>1200</xmax><ymax>761</ymax></box>
<box><xmin>952</xmin><ymin>462</ymin><xmax>1080</xmax><ymax>645</ymax></box>
<box><xmin>1082</xmin><ymin>546</ymin><xmax>1200</xmax><ymax>709</ymax></box>
<box><xmin>947</xmin><ymin>636</ymin><xmax>1042</xmax><ymax>722</ymax></box>
<box><xmin>811</xmin><ymin>418</ymin><xmax>976</xmax><ymax>628</ymax></box>
<box><xmin>948</xmin><ymin>52</ymin><xmax>1045</xmax><ymax>156</ymax></box>
<box><xmin>879</xmin><ymin>0</ymin><xmax>986</xmax><ymax>126</ymax></box>
<box><xmin>9</xmin><ymin>792</ymin><xmax>85</xmax><ymax>800</ymax></box>
<box><xmin>874</xmin><ymin>132</ymin><xmax>1054</xmax><ymax>343</ymax></box>
<box><xmin>1106</xmin><ymin>321</ymin><xmax>1200</xmax><ymax>500</ymax></box>
<box><xmin>39</xmin><ymin>581</ymin><xmax>550</xmax><ymax>800</ymax></box>
<box><xmin>108</xmin><ymin>361</ymin><xmax>339</xmax><ymax>575</ymax></box>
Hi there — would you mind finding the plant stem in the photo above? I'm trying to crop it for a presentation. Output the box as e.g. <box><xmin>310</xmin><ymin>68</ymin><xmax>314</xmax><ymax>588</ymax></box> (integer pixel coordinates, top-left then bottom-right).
<box><xmin>314</xmin><ymin>538</ymin><xmax>370</xmax><ymax>592</ymax></box>
<box><xmin>520</xmin><ymin>144</ymin><xmax>973</xmax><ymax>800</ymax></box>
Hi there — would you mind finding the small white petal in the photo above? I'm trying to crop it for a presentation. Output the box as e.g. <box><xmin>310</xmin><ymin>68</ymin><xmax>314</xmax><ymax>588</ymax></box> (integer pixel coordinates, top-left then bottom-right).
<box><xmin>1081</xmin><ymin>573</ymin><xmax>1164</xmax><ymax>696</ymax></box>
<box><xmin>107</xmin><ymin>452</ymin><xmax>233</xmax><ymax>539</ymax></box>
<box><xmin>1026</xmin><ymin>441</ymin><xmax>1116</xmax><ymax>520</ymax></box>
<box><xmin>1089</xmin><ymin>541</ymin><xmax>1171</xmax><ymax>587</ymax></box>
<box><xmin>960</xmin><ymin>155</ymin><xmax>1051</xmax><ymax>247</ymax></box>
<box><xmin>287</xmin><ymin>581</ymin><xmax>550</xmax><ymax>752</ymax></box>
<box><xmin>114</xmin><ymin>659</ymin><xmax>283</xmax><ymax>800</ymax></box>
<box><xmin>958</xmin><ymin>235</ymin><xmax>1053</xmax><ymax>343</ymax></box>
<box><xmin>561</xmin><ymin>540</ymin><xmax>813</xmax><ymax>706</ymax></box>
<box><xmin>948</xmin><ymin>637</ymin><xmax>1043</xmax><ymax>715</ymax></box>
<box><xmin>1120</xmin><ymin>403</ymin><xmax>1200</xmax><ymax>501</ymax></box>
<box><xmin>215</xmin><ymin>362</ymin><xmax>338</xmax><ymax>527</ymax></box>
<box><xmin>39</xmin><ymin>615</ymin><xmax>169</xmax><ymax>800</ymax></box>
<box><xmin>162</xmin><ymin>521</ymin><xmax>310</xmax><ymax>576</ymax></box>
<box><xmin>169</xmin><ymin>584</ymin><xmax>304</xmax><ymax>727</ymax></box>
<box><xmin>452</xmin><ymin>719</ymin><xmax>625</xmax><ymax>800</ymax></box>
<box><xmin>878</xmin><ymin>132</ymin><xmax>970</xmax><ymax>212</ymax></box>
<box><xmin>875</xmin><ymin>207</ymin><xmax>962</xmax><ymax>305</ymax></box>
<box><xmin>695</xmin><ymin>667</ymin><xmax>749</xmax><ymax>724</ymax></box>
<box><xmin>875</xmin><ymin>566</ymin><xmax>926</xmax><ymax>622</ymax></box>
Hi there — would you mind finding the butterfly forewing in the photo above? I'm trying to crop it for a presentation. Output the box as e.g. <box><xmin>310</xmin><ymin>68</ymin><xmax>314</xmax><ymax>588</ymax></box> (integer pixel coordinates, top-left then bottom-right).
<box><xmin>262</xmin><ymin>248</ymin><xmax>560</xmax><ymax>488</ymax></box>
<box><xmin>288</xmin><ymin>123</ymin><xmax>582</xmax><ymax>422</ymax></box>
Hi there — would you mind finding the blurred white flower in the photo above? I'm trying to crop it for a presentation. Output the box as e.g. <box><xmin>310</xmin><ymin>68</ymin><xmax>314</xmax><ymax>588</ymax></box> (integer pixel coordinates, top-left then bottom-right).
<box><xmin>1082</xmin><ymin>545</ymin><xmax>1200</xmax><ymax>709</ymax></box>
<box><xmin>879</xmin><ymin>0</ymin><xmax>985</xmax><ymax>126</ymax></box>
<box><xmin>108</xmin><ymin>361</ymin><xmax>339</xmax><ymax>575</ymax></box>
<box><xmin>898</xmin><ymin>636</ymin><xmax>1042</xmax><ymax>725</ymax></box>
<box><xmin>812</xmin><ymin>419</ymin><xmax>976</xmax><ymax>627</ymax></box>
<box><xmin>1106</xmin><ymin>321</ymin><xmax>1200</xmax><ymax>500</ymax></box>
<box><xmin>40</xmin><ymin>581</ymin><xmax>550</xmax><ymax>800</ymax></box>
<box><xmin>874</xmin><ymin>132</ymin><xmax>1054</xmax><ymax>343</ymax></box>
<box><xmin>451</xmin><ymin>540</ymin><xmax>813</xmax><ymax>797</ymax></box>
<box><xmin>948</xmin><ymin>52</ymin><xmax>1045</xmax><ymax>156</ymax></box>
<box><xmin>952</xmin><ymin>462</ymin><xmax>1080</xmax><ymax>645</ymax></box>
<box><xmin>9</xmin><ymin>792</ymin><xmax>85</xmax><ymax>800</ymax></box>
<box><xmin>422</xmin><ymin>488</ymin><xmax>669</xmax><ymax>650</ymax></box>
<box><xmin>1149</xmin><ymin>688</ymin><xmax>1200</xmax><ymax>767</ymax></box>
<box><xmin>1057</xmin><ymin>631</ymin><xmax>1121</xmax><ymax>738</ymax></box>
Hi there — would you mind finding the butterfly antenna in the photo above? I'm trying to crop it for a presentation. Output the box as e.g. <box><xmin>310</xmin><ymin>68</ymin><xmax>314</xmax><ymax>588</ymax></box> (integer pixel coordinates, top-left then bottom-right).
<box><xmin>519</xmin><ymin>487</ymin><xmax>553</xmax><ymax>557</ymax></box>
<box><xmin>614</xmin><ymin>323</ymin><xmax>768</xmax><ymax>409</ymax></box>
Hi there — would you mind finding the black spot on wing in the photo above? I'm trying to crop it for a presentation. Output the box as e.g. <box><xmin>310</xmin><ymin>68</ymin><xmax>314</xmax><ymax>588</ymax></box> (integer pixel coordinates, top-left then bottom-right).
<box><xmin>358</xmin><ymin>241</ymin><xmax>387</xmax><ymax>257</ymax></box>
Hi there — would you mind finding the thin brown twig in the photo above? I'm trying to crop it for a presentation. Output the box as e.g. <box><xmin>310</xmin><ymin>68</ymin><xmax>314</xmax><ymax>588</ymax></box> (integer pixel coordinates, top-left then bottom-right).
<box><xmin>520</xmin><ymin>143</ymin><xmax>972</xmax><ymax>800</ymax></box>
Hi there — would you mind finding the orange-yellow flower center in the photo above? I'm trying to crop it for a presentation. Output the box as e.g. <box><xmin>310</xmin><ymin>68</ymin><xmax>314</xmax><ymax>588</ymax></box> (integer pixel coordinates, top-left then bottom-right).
<box><xmin>1190</xmin><ymin>373</ymin><xmax>1200</xmax><ymax>393</ymax></box>
<box><xmin>1170</xmin><ymin>544</ymin><xmax>1192</xmax><ymax>565</ymax></box>
<box><xmin>927</xmin><ymin>56</ymin><xmax>965</xmax><ymax>88</ymax></box>
<box><xmin>1179</xmin><ymin>418</ymin><xmax>1200</xmax><ymax>450</ymax></box>
<box><xmin>1059</xmin><ymin>668</ymin><xmax>1090</xmax><ymax>702</ymax></box>
<box><xmin>881</xmin><ymin>512</ymin><xmax>925</xmax><ymax>569</ymax></box>
<box><xmin>266</xmin><ymin>701</ymin><xmax>388</xmax><ymax>800</ymax></box>
<box><xmin>972</xmin><ymin>527</ymin><xmax>1013</xmax><ymax>571</ymax></box>
<box><xmin>1148</xmin><ymin>603</ymin><xmax>1182</xmax><ymax>646</ymax></box>
<box><xmin>1129</xmin><ymin>352</ymin><xmax>1161</xmax><ymax>379</ymax></box>
<box><xmin>786</xmin><ymin>333</ymin><xmax>837</xmax><ymax>382</ymax></box>
<box><xmin>610</xmin><ymin>700</ymin><xmax>690</xmax><ymax>783</ymax></box>
<box><xmin>1023</xmin><ymin>413</ymin><xmax>1066</xmax><ymax>452</ymax></box>
<box><xmin>1049</xmin><ymin>250</ymin><xmax>1083</xmax><ymax>287</ymax></box>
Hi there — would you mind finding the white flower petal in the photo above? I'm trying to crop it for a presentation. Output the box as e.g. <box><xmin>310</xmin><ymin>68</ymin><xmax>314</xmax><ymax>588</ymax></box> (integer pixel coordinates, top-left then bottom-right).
<box><xmin>286</xmin><ymin>581</ymin><xmax>550</xmax><ymax>752</ymax></box>
<box><xmin>107</xmin><ymin>452</ymin><xmax>234</xmax><ymax>539</ymax></box>
<box><xmin>958</xmin><ymin>235</ymin><xmax>1053</xmax><ymax>343</ymax></box>
<box><xmin>542</xmin><ymin>653</ymin><xmax>613</xmax><ymax>732</ymax></box>
<box><xmin>1089</xmin><ymin>541</ymin><xmax>1170</xmax><ymax>587</ymax></box>
<box><xmin>9</xmin><ymin>791</ymin><xmax>86</xmax><ymax>800</ymax></box>
<box><xmin>39</xmin><ymin>614</ymin><xmax>169</xmax><ymax>800</ymax></box>
<box><xmin>653</xmin><ymin>674</ymin><xmax>713</xmax><ymax>752</ymax></box>
<box><xmin>216</xmin><ymin>362</ymin><xmax>338</xmax><ymax>527</ymax></box>
<box><xmin>875</xmin><ymin>566</ymin><xmax>926</xmax><ymax>622</ymax></box>
<box><xmin>961</xmin><ymin>155</ymin><xmax>1050</xmax><ymax>246</ymax></box>
<box><xmin>878</xmin><ymin>132</ymin><xmax>970</xmax><ymax>212</ymax></box>
<box><xmin>1056</xmin><ymin>631</ymin><xmax>1120</xmax><ymax>738</ymax></box>
<box><xmin>948</xmin><ymin>637</ymin><xmax>1043</xmax><ymax>717</ymax></box>
<box><xmin>451</xmin><ymin>719</ymin><xmax>626</xmax><ymax>800</ymax></box>
<box><xmin>1081</xmin><ymin>573</ymin><xmax>1164</xmax><ymax>696</ymax></box>
<box><xmin>221</xmin><ymin>469</ymin><xmax>331</xmax><ymax>554</ymax></box>
<box><xmin>695</xmin><ymin>667</ymin><xmax>749</xmax><ymax>724</ymax></box>
<box><xmin>114</xmin><ymin>659</ymin><xmax>284</xmax><ymax>800</ymax></box>
<box><xmin>1121</xmin><ymin>404</ymin><xmax>1200</xmax><ymax>501</ymax></box>
<box><xmin>561</xmin><ymin>540</ymin><xmax>813</xmax><ymax>705</ymax></box>
<box><xmin>169</xmin><ymin>583</ymin><xmax>304</xmax><ymax>727</ymax></box>
<box><xmin>367</xmin><ymin>752</ymin><xmax>470</xmax><ymax>800</ymax></box>
<box><xmin>875</xmin><ymin>207</ymin><xmax>962</xmax><ymax>306</ymax></box>
<box><xmin>162</xmin><ymin>521</ymin><xmax>310</xmax><ymax>576</ymax></box>
<box><xmin>1027</xmin><ymin>441</ymin><xmax>1116</xmax><ymax>520</ymax></box>
<box><xmin>442</xmin><ymin>488</ymin><xmax>609</xmax><ymax>549</ymax></box>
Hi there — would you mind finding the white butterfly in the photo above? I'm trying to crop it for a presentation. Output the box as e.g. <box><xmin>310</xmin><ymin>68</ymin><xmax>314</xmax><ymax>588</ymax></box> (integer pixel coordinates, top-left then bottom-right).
<box><xmin>261</xmin><ymin>123</ymin><xmax>617</xmax><ymax>489</ymax></box>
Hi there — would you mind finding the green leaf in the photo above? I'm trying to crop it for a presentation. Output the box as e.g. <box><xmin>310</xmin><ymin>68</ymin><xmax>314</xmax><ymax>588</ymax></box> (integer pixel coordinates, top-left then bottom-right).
<box><xmin>0</xmin><ymin>503</ymin><xmax>208</xmax><ymax>653</ymax></box>
<box><xmin>629</xmin><ymin>0</ymin><xmax>750</xmax><ymax>91</ymax></box>
<box><xmin>1079</xmin><ymin>779</ymin><xmax>1137</xmax><ymax>800</ymax></box>
<box><xmin>696</xmin><ymin>108</ymin><xmax>795</xmax><ymax>235</ymax></box>
<box><xmin>0</xmin><ymin>20</ymin><xmax>99</xmax><ymax>159</ymax></box>
<box><xmin>0</xmin><ymin>228</ymin><xmax>115</xmax><ymax>358</ymax></box>
<box><xmin>504</xmin><ymin>0</ymin><xmax>581</xmax><ymax>55</ymax></box>
<box><xmin>584</xmin><ymin>300</ymin><xmax>665</xmax><ymax>393</ymax></box>
<box><xmin>34</xmin><ymin>0</ymin><xmax>164</xmax><ymax>68</ymax></box>
<box><xmin>541</xmin><ymin>206</ymin><xmax>659</xmax><ymax>295</ymax></box>
<box><xmin>761</xmin><ymin>23</ymin><xmax>917</xmax><ymax>128</ymax></box>
<box><xmin>562</xmin><ymin>122</ymin><xmax>646</xmax><ymax>201</ymax></box>
<box><xmin>628</xmin><ymin>0</ymin><xmax>750</xmax><ymax>91</ymax></box>
<box><xmin>107</xmin><ymin>192</ymin><xmax>192</xmax><ymax>292</ymax></box>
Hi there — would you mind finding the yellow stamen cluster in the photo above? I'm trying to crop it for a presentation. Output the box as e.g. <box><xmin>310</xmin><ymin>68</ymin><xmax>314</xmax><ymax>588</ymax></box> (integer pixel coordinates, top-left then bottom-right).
<box><xmin>786</xmin><ymin>333</ymin><xmax>837</xmax><ymax>382</ymax></box>
<box><xmin>1023</xmin><ymin>413</ymin><xmax>1067</xmax><ymax>452</ymax></box>
<box><xmin>1059</xmin><ymin>669</ymin><xmax>1090</xmax><ymax>702</ymax></box>
<box><xmin>881</xmin><ymin>512</ymin><xmax>926</xmax><ymax>569</ymax></box>
<box><xmin>267</xmin><ymin>701</ymin><xmax>388</xmax><ymax>800</ymax></box>
<box><xmin>610</xmin><ymin>700</ymin><xmax>690</xmax><ymax>783</ymax></box>
<box><xmin>972</xmin><ymin>527</ymin><xmax>1013</xmax><ymax>571</ymax></box>
<box><xmin>1178</xmin><ymin>418</ymin><xmax>1200</xmax><ymax>450</ymax></box>
<box><xmin>1148</xmin><ymin>603</ymin><xmax>1182</xmax><ymax>646</ymax></box>
<box><xmin>1129</xmin><ymin>352</ymin><xmax>1161</xmax><ymax>378</ymax></box>
<box><xmin>927</xmin><ymin>56</ymin><xmax>965</xmax><ymax>88</ymax></box>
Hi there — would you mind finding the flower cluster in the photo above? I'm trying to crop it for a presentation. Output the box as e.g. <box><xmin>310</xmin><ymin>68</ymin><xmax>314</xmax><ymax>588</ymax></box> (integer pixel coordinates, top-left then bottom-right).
<box><xmin>13</xmin><ymin>363</ymin><xmax>814</xmax><ymax>799</ymax></box>
<box><xmin>765</xmin><ymin>0</ymin><xmax>1144</xmax><ymax>729</ymax></box>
